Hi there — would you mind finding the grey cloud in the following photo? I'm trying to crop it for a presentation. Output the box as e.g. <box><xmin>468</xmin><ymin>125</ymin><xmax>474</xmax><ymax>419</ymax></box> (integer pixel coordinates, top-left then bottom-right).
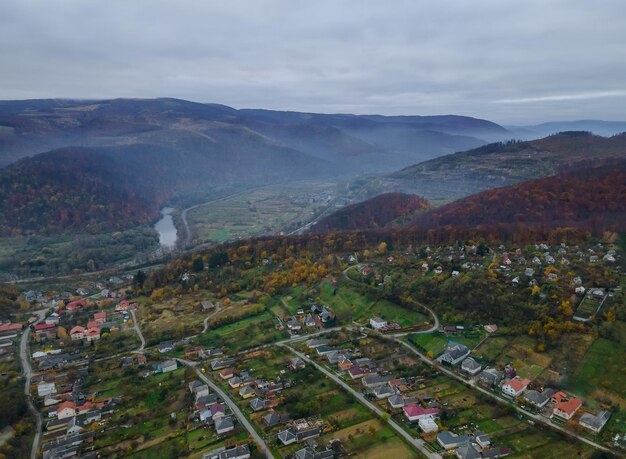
<box><xmin>0</xmin><ymin>0</ymin><xmax>625</xmax><ymax>123</ymax></box>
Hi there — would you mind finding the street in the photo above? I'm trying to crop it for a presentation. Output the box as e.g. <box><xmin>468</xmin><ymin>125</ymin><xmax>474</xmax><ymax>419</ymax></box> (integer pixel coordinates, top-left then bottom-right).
<box><xmin>278</xmin><ymin>343</ymin><xmax>442</xmax><ymax>459</ymax></box>
<box><xmin>19</xmin><ymin>309</ymin><xmax>46</xmax><ymax>459</ymax></box>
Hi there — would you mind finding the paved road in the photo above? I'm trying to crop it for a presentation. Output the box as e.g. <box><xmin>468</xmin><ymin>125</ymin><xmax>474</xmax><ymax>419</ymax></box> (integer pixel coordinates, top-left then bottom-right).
<box><xmin>393</xmin><ymin>337</ymin><xmax>614</xmax><ymax>455</ymax></box>
<box><xmin>130</xmin><ymin>309</ymin><xmax>146</xmax><ymax>352</ymax></box>
<box><xmin>278</xmin><ymin>343</ymin><xmax>441</xmax><ymax>459</ymax></box>
<box><xmin>175</xmin><ymin>359</ymin><xmax>274</xmax><ymax>459</ymax></box>
<box><xmin>19</xmin><ymin>310</ymin><xmax>46</xmax><ymax>459</ymax></box>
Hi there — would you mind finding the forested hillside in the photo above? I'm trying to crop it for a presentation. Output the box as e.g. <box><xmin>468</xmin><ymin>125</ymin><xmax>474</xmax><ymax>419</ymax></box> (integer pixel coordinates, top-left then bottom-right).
<box><xmin>310</xmin><ymin>192</ymin><xmax>431</xmax><ymax>233</ymax></box>
<box><xmin>352</xmin><ymin>131</ymin><xmax>626</xmax><ymax>202</ymax></box>
<box><xmin>412</xmin><ymin>160</ymin><xmax>626</xmax><ymax>236</ymax></box>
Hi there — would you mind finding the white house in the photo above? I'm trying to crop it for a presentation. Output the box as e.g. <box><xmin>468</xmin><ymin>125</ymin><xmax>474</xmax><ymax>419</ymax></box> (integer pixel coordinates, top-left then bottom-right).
<box><xmin>418</xmin><ymin>415</ymin><xmax>438</xmax><ymax>433</ymax></box>
<box><xmin>370</xmin><ymin>317</ymin><xmax>387</xmax><ymax>330</ymax></box>
<box><xmin>502</xmin><ymin>377</ymin><xmax>530</xmax><ymax>397</ymax></box>
<box><xmin>37</xmin><ymin>381</ymin><xmax>57</xmax><ymax>397</ymax></box>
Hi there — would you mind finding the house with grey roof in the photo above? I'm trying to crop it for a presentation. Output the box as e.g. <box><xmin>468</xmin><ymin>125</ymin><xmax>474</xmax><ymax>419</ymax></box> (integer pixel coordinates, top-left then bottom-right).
<box><xmin>478</xmin><ymin>367</ymin><xmax>503</xmax><ymax>388</ymax></box>
<box><xmin>215</xmin><ymin>416</ymin><xmax>234</xmax><ymax>435</ymax></box>
<box><xmin>437</xmin><ymin>341</ymin><xmax>470</xmax><ymax>366</ymax></box>
<box><xmin>437</xmin><ymin>431</ymin><xmax>471</xmax><ymax>450</ymax></box>
<box><xmin>522</xmin><ymin>388</ymin><xmax>554</xmax><ymax>409</ymax></box>
<box><xmin>461</xmin><ymin>357</ymin><xmax>482</xmax><ymax>375</ymax></box>
<box><xmin>579</xmin><ymin>410</ymin><xmax>611</xmax><ymax>433</ymax></box>
<box><xmin>372</xmin><ymin>384</ymin><xmax>396</xmax><ymax>399</ymax></box>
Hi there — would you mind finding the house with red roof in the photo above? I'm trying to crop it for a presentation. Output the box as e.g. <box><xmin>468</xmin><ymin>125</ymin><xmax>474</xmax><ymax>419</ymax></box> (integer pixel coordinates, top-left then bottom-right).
<box><xmin>403</xmin><ymin>404</ymin><xmax>440</xmax><ymax>422</ymax></box>
<box><xmin>502</xmin><ymin>377</ymin><xmax>530</xmax><ymax>397</ymax></box>
<box><xmin>70</xmin><ymin>326</ymin><xmax>85</xmax><ymax>340</ymax></box>
<box><xmin>34</xmin><ymin>323</ymin><xmax>57</xmax><ymax>336</ymax></box>
<box><xmin>0</xmin><ymin>323</ymin><xmax>23</xmax><ymax>337</ymax></box>
<box><xmin>57</xmin><ymin>401</ymin><xmax>77</xmax><ymax>420</ymax></box>
<box><xmin>66</xmin><ymin>299</ymin><xmax>85</xmax><ymax>311</ymax></box>
<box><xmin>93</xmin><ymin>312</ymin><xmax>106</xmax><ymax>325</ymax></box>
<box><xmin>84</xmin><ymin>328</ymin><xmax>101</xmax><ymax>342</ymax></box>
<box><xmin>553</xmin><ymin>397</ymin><xmax>583</xmax><ymax>420</ymax></box>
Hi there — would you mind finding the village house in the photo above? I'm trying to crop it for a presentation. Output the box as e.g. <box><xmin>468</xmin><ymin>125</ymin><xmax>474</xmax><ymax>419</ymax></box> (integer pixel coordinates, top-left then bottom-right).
<box><xmin>437</xmin><ymin>341</ymin><xmax>470</xmax><ymax>366</ymax></box>
<box><xmin>84</xmin><ymin>327</ymin><xmax>101</xmax><ymax>342</ymax></box>
<box><xmin>419</xmin><ymin>415</ymin><xmax>439</xmax><ymax>433</ymax></box>
<box><xmin>93</xmin><ymin>312</ymin><xmax>106</xmax><ymax>325</ymax></box>
<box><xmin>211</xmin><ymin>358</ymin><xmax>237</xmax><ymax>371</ymax></box>
<box><xmin>158</xmin><ymin>340</ymin><xmax>176</xmax><ymax>353</ymax></box>
<box><xmin>289</xmin><ymin>357</ymin><xmax>306</xmax><ymax>371</ymax></box>
<box><xmin>69</xmin><ymin>326</ymin><xmax>84</xmax><ymax>340</ymax></box>
<box><xmin>45</xmin><ymin>313</ymin><xmax>61</xmax><ymax>325</ymax></box>
<box><xmin>159</xmin><ymin>360</ymin><xmax>178</xmax><ymax>373</ymax></box>
<box><xmin>388</xmin><ymin>395</ymin><xmax>405</xmax><ymax>409</ymax></box>
<box><xmin>38</xmin><ymin>381</ymin><xmax>57</xmax><ymax>397</ymax></box>
<box><xmin>215</xmin><ymin>416</ymin><xmax>234</xmax><ymax>435</ymax></box>
<box><xmin>437</xmin><ymin>431</ymin><xmax>471</xmax><ymax>450</ymax></box>
<box><xmin>552</xmin><ymin>397</ymin><xmax>583</xmax><ymax>420</ymax></box>
<box><xmin>403</xmin><ymin>404</ymin><xmax>440</xmax><ymax>422</ymax></box>
<box><xmin>522</xmin><ymin>388</ymin><xmax>554</xmax><ymax>409</ymax></box>
<box><xmin>287</xmin><ymin>316</ymin><xmax>301</xmax><ymax>331</ymax></box>
<box><xmin>579</xmin><ymin>410</ymin><xmax>611</xmax><ymax>433</ymax></box>
<box><xmin>57</xmin><ymin>401</ymin><xmax>77</xmax><ymax>420</ymax></box>
<box><xmin>305</xmin><ymin>339</ymin><xmax>328</xmax><ymax>349</ymax></box>
<box><xmin>239</xmin><ymin>386</ymin><xmax>255</xmax><ymax>399</ymax></box>
<box><xmin>219</xmin><ymin>368</ymin><xmax>235</xmax><ymax>379</ymax></box>
<box><xmin>461</xmin><ymin>357</ymin><xmax>482</xmax><ymax>375</ymax></box>
<box><xmin>478</xmin><ymin>368</ymin><xmax>503</xmax><ymax>388</ymax></box>
<box><xmin>370</xmin><ymin>316</ymin><xmax>388</xmax><ymax>330</ymax></box>
<box><xmin>502</xmin><ymin>377</ymin><xmax>530</xmax><ymax>397</ymax></box>
<box><xmin>362</xmin><ymin>374</ymin><xmax>393</xmax><ymax>389</ymax></box>
<box><xmin>202</xmin><ymin>444</ymin><xmax>251</xmax><ymax>459</ymax></box>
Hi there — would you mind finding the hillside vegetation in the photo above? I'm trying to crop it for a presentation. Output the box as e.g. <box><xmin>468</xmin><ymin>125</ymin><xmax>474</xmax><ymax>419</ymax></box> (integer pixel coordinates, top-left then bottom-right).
<box><xmin>310</xmin><ymin>192</ymin><xmax>431</xmax><ymax>233</ymax></box>
<box><xmin>353</xmin><ymin>131</ymin><xmax>626</xmax><ymax>202</ymax></box>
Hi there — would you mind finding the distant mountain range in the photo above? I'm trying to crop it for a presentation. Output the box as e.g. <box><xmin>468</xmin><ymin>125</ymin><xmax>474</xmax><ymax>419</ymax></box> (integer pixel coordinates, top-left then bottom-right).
<box><xmin>0</xmin><ymin>98</ymin><xmax>507</xmax><ymax>171</ymax></box>
<box><xmin>507</xmin><ymin>120</ymin><xmax>626</xmax><ymax>139</ymax></box>
<box><xmin>312</xmin><ymin>160</ymin><xmax>626</xmax><ymax>237</ymax></box>
<box><xmin>1</xmin><ymin>98</ymin><xmax>624</xmax><ymax>237</ymax></box>
<box><xmin>351</xmin><ymin>131</ymin><xmax>626</xmax><ymax>203</ymax></box>
<box><xmin>0</xmin><ymin>98</ymin><xmax>510</xmax><ymax>236</ymax></box>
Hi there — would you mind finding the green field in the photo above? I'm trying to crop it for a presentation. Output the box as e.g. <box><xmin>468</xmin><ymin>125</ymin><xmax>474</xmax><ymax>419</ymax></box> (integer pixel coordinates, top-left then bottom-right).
<box><xmin>407</xmin><ymin>333</ymin><xmax>448</xmax><ymax>356</ymax></box>
<box><xmin>197</xmin><ymin>309</ymin><xmax>288</xmax><ymax>352</ymax></box>
<box><xmin>568</xmin><ymin>337</ymin><xmax>626</xmax><ymax>404</ymax></box>
<box><xmin>187</xmin><ymin>181</ymin><xmax>338</xmax><ymax>244</ymax></box>
<box><xmin>319</xmin><ymin>282</ymin><xmax>428</xmax><ymax>326</ymax></box>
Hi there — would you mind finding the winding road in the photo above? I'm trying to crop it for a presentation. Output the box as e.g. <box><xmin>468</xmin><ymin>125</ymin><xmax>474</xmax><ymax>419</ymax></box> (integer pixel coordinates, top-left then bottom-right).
<box><xmin>278</xmin><ymin>343</ymin><xmax>441</xmax><ymax>459</ymax></box>
<box><xmin>174</xmin><ymin>358</ymin><xmax>274</xmax><ymax>459</ymax></box>
<box><xmin>19</xmin><ymin>309</ymin><xmax>46</xmax><ymax>459</ymax></box>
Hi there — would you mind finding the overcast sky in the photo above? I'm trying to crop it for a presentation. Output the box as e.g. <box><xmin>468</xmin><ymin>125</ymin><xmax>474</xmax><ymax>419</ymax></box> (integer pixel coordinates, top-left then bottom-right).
<box><xmin>1</xmin><ymin>0</ymin><xmax>625</xmax><ymax>124</ymax></box>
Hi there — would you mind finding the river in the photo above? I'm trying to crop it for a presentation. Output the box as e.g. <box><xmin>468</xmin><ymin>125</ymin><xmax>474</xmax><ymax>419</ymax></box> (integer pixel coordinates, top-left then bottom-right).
<box><xmin>154</xmin><ymin>207</ymin><xmax>178</xmax><ymax>248</ymax></box>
